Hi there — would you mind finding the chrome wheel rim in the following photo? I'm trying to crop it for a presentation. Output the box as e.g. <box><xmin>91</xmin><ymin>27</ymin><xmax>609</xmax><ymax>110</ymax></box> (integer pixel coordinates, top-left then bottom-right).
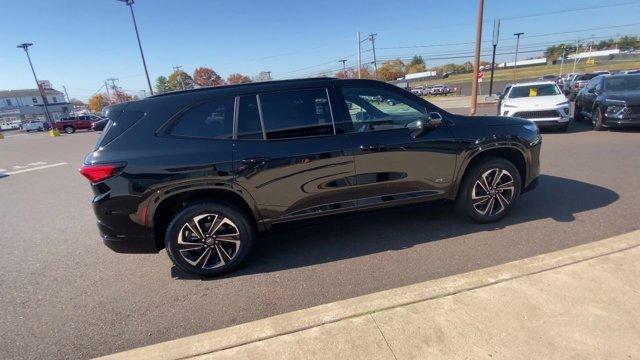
<box><xmin>471</xmin><ymin>168</ymin><xmax>515</xmax><ymax>217</ymax></box>
<box><xmin>176</xmin><ymin>214</ymin><xmax>241</xmax><ymax>269</ymax></box>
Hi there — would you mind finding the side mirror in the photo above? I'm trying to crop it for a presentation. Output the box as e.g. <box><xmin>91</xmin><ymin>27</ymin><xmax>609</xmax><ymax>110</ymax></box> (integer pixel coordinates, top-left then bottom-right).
<box><xmin>407</xmin><ymin>112</ymin><xmax>443</xmax><ymax>138</ymax></box>
<box><xmin>497</xmin><ymin>92</ymin><xmax>503</xmax><ymax>99</ymax></box>
<box><xmin>587</xmin><ymin>87</ymin><xmax>595</xmax><ymax>94</ymax></box>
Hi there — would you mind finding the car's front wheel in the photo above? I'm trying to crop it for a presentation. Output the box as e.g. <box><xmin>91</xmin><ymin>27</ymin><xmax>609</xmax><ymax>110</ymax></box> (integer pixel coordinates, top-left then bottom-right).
<box><xmin>592</xmin><ymin>107</ymin><xmax>605</xmax><ymax>131</ymax></box>
<box><xmin>456</xmin><ymin>157</ymin><xmax>522</xmax><ymax>223</ymax></box>
<box><xmin>165</xmin><ymin>202</ymin><xmax>255</xmax><ymax>277</ymax></box>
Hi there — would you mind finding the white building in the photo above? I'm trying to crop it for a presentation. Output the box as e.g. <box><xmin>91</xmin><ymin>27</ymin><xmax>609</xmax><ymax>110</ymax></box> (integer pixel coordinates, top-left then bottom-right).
<box><xmin>0</xmin><ymin>85</ymin><xmax>73</xmax><ymax>124</ymax></box>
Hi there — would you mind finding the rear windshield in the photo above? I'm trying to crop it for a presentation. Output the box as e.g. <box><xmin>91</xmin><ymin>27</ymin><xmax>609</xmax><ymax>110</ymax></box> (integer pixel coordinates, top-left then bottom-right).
<box><xmin>508</xmin><ymin>84</ymin><xmax>561</xmax><ymax>98</ymax></box>
<box><xmin>577</xmin><ymin>74</ymin><xmax>599</xmax><ymax>81</ymax></box>
<box><xmin>93</xmin><ymin>110</ymin><xmax>144</xmax><ymax>150</ymax></box>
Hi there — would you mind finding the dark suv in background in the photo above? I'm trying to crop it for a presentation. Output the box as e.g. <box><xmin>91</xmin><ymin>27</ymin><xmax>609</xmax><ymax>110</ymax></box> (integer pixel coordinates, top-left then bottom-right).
<box><xmin>80</xmin><ymin>78</ymin><xmax>541</xmax><ymax>276</ymax></box>
<box><xmin>574</xmin><ymin>74</ymin><xmax>640</xmax><ymax>130</ymax></box>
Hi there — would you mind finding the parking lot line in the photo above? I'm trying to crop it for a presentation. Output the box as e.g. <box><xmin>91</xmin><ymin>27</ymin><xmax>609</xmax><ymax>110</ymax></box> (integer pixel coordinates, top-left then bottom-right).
<box><xmin>3</xmin><ymin>162</ymin><xmax>68</xmax><ymax>175</ymax></box>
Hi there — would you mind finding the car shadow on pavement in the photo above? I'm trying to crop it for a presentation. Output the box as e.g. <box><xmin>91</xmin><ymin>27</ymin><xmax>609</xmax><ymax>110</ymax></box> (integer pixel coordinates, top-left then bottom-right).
<box><xmin>171</xmin><ymin>174</ymin><xmax>619</xmax><ymax>280</ymax></box>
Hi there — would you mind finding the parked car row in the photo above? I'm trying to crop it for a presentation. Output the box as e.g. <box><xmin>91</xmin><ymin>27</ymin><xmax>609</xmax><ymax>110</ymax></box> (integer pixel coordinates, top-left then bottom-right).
<box><xmin>10</xmin><ymin>114</ymin><xmax>107</xmax><ymax>134</ymax></box>
<box><xmin>499</xmin><ymin>73</ymin><xmax>640</xmax><ymax>131</ymax></box>
<box><xmin>410</xmin><ymin>84</ymin><xmax>453</xmax><ymax>96</ymax></box>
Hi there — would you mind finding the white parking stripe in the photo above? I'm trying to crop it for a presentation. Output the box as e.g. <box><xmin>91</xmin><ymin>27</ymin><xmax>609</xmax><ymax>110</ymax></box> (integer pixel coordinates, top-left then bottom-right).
<box><xmin>3</xmin><ymin>162</ymin><xmax>68</xmax><ymax>175</ymax></box>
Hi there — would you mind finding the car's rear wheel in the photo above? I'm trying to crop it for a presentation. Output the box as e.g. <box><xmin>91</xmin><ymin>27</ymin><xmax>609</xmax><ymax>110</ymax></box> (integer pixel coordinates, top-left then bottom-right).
<box><xmin>64</xmin><ymin>126</ymin><xmax>75</xmax><ymax>134</ymax></box>
<box><xmin>592</xmin><ymin>108</ymin><xmax>605</xmax><ymax>131</ymax></box>
<box><xmin>165</xmin><ymin>202</ymin><xmax>254</xmax><ymax>277</ymax></box>
<box><xmin>456</xmin><ymin>157</ymin><xmax>521</xmax><ymax>223</ymax></box>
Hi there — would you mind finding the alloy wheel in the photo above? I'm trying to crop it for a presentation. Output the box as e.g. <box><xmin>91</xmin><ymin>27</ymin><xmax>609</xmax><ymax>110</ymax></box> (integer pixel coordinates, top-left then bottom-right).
<box><xmin>176</xmin><ymin>213</ymin><xmax>241</xmax><ymax>269</ymax></box>
<box><xmin>471</xmin><ymin>168</ymin><xmax>516</xmax><ymax>217</ymax></box>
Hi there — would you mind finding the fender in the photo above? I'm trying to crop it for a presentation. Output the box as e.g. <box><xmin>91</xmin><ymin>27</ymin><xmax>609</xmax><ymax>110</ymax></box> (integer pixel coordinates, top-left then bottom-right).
<box><xmin>449</xmin><ymin>137</ymin><xmax>531</xmax><ymax>199</ymax></box>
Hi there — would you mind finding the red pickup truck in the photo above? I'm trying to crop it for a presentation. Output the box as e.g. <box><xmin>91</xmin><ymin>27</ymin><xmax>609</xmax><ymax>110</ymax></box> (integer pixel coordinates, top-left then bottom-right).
<box><xmin>55</xmin><ymin>115</ymin><xmax>103</xmax><ymax>134</ymax></box>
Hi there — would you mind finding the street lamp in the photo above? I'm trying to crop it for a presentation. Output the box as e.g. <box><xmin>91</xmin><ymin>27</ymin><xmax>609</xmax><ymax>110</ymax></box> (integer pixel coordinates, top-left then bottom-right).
<box><xmin>513</xmin><ymin>32</ymin><xmax>524</xmax><ymax>83</ymax></box>
<box><xmin>16</xmin><ymin>42</ymin><xmax>54</xmax><ymax>130</ymax></box>
<box><xmin>117</xmin><ymin>0</ymin><xmax>153</xmax><ymax>96</ymax></box>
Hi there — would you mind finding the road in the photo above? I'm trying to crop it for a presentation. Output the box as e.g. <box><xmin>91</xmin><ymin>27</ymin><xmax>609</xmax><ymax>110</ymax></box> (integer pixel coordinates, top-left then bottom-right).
<box><xmin>1</xmin><ymin>113</ymin><xmax>639</xmax><ymax>359</ymax></box>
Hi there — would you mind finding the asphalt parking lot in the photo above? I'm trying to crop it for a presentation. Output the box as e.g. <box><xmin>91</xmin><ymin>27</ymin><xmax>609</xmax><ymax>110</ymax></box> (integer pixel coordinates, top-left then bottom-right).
<box><xmin>1</xmin><ymin>112</ymin><xmax>639</xmax><ymax>359</ymax></box>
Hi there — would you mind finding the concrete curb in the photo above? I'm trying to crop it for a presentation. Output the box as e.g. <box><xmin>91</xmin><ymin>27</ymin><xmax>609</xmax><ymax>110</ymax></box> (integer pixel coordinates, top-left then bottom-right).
<box><xmin>98</xmin><ymin>230</ymin><xmax>640</xmax><ymax>360</ymax></box>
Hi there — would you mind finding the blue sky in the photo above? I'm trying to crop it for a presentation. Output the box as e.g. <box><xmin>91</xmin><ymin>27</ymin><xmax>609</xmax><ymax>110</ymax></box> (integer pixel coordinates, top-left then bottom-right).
<box><xmin>2</xmin><ymin>0</ymin><xmax>640</xmax><ymax>100</ymax></box>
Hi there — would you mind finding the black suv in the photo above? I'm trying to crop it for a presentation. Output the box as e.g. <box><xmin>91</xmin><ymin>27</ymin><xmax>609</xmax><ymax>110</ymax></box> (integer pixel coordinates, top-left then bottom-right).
<box><xmin>574</xmin><ymin>74</ymin><xmax>640</xmax><ymax>130</ymax></box>
<box><xmin>80</xmin><ymin>78</ymin><xmax>541</xmax><ymax>276</ymax></box>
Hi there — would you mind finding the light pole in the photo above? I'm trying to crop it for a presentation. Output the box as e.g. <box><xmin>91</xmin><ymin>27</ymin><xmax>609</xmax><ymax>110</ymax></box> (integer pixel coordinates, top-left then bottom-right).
<box><xmin>559</xmin><ymin>47</ymin><xmax>567</xmax><ymax>78</ymax></box>
<box><xmin>513</xmin><ymin>32</ymin><xmax>524</xmax><ymax>83</ymax></box>
<box><xmin>488</xmin><ymin>17</ymin><xmax>500</xmax><ymax>96</ymax></box>
<box><xmin>16</xmin><ymin>43</ymin><xmax>54</xmax><ymax>129</ymax></box>
<box><xmin>117</xmin><ymin>0</ymin><xmax>153</xmax><ymax>96</ymax></box>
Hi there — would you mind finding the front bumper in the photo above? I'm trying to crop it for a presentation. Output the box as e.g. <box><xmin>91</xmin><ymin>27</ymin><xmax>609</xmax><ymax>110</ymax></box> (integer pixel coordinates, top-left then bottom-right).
<box><xmin>603</xmin><ymin>115</ymin><xmax>640</xmax><ymax>128</ymax></box>
<box><xmin>530</xmin><ymin>117</ymin><xmax>570</xmax><ymax>128</ymax></box>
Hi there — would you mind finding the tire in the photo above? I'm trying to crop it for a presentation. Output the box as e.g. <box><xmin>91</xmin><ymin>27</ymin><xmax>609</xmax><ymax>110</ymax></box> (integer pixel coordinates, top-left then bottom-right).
<box><xmin>64</xmin><ymin>126</ymin><xmax>75</xmax><ymax>134</ymax></box>
<box><xmin>456</xmin><ymin>157</ymin><xmax>522</xmax><ymax>223</ymax></box>
<box><xmin>165</xmin><ymin>202</ymin><xmax>255</xmax><ymax>277</ymax></box>
<box><xmin>592</xmin><ymin>107</ymin><xmax>605</xmax><ymax>131</ymax></box>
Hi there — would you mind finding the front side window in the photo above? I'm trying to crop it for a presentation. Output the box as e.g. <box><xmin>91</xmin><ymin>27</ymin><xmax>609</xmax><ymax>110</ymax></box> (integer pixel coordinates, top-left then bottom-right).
<box><xmin>169</xmin><ymin>97</ymin><xmax>234</xmax><ymax>139</ymax></box>
<box><xmin>258</xmin><ymin>88</ymin><xmax>333</xmax><ymax>139</ymax></box>
<box><xmin>340</xmin><ymin>86</ymin><xmax>425</xmax><ymax>132</ymax></box>
<box><xmin>604</xmin><ymin>76</ymin><xmax>640</xmax><ymax>91</ymax></box>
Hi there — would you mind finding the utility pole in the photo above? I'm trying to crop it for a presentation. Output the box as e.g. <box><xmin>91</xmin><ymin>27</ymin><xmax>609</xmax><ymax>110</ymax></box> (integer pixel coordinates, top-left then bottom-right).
<box><xmin>572</xmin><ymin>41</ymin><xmax>581</xmax><ymax>73</ymax></box>
<box><xmin>368</xmin><ymin>33</ymin><xmax>378</xmax><ymax>79</ymax></box>
<box><xmin>16</xmin><ymin>43</ymin><xmax>54</xmax><ymax>128</ymax></box>
<box><xmin>104</xmin><ymin>81</ymin><xmax>112</xmax><ymax>104</ymax></box>
<box><xmin>117</xmin><ymin>0</ymin><xmax>153</xmax><ymax>95</ymax></box>
<box><xmin>488</xmin><ymin>17</ymin><xmax>500</xmax><ymax>96</ymax></box>
<box><xmin>357</xmin><ymin>32</ymin><xmax>363</xmax><ymax>79</ymax></box>
<box><xmin>62</xmin><ymin>85</ymin><xmax>76</xmax><ymax>117</ymax></box>
<box><xmin>559</xmin><ymin>47</ymin><xmax>567</xmax><ymax>78</ymax></box>
<box><xmin>173</xmin><ymin>66</ymin><xmax>184</xmax><ymax>90</ymax></box>
<box><xmin>339</xmin><ymin>59</ymin><xmax>347</xmax><ymax>78</ymax></box>
<box><xmin>512</xmin><ymin>32</ymin><xmax>524</xmax><ymax>83</ymax></box>
<box><xmin>106</xmin><ymin>77</ymin><xmax>119</xmax><ymax>102</ymax></box>
<box><xmin>469</xmin><ymin>0</ymin><xmax>484</xmax><ymax>116</ymax></box>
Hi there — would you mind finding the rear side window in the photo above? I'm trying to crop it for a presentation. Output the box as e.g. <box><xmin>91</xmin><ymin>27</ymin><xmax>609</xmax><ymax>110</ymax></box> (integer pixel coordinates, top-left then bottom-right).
<box><xmin>259</xmin><ymin>88</ymin><xmax>334</xmax><ymax>140</ymax></box>
<box><xmin>170</xmin><ymin>97</ymin><xmax>234</xmax><ymax>139</ymax></box>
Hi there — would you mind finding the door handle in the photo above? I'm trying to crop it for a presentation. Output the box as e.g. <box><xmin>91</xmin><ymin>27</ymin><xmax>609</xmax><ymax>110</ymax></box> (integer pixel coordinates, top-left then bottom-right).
<box><xmin>242</xmin><ymin>157</ymin><xmax>269</xmax><ymax>165</ymax></box>
<box><xmin>360</xmin><ymin>144</ymin><xmax>385</xmax><ymax>152</ymax></box>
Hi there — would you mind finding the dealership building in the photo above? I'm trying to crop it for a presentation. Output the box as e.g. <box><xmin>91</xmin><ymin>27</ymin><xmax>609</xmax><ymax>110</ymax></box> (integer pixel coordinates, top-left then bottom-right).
<box><xmin>0</xmin><ymin>82</ymin><xmax>73</xmax><ymax>125</ymax></box>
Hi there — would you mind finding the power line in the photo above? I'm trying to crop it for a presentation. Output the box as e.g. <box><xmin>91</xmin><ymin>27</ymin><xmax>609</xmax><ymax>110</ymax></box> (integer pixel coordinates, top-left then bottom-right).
<box><xmin>376</xmin><ymin>22</ymin><xmax>640</xmax><ymax>50</ymax></box>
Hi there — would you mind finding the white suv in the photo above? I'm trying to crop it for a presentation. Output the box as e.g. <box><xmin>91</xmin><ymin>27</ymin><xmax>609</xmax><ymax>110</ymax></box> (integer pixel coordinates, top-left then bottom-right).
<box><xmin>499</xmin><ymin>81</ymin><xmax>571</xmax><ymax>131</ymax></box>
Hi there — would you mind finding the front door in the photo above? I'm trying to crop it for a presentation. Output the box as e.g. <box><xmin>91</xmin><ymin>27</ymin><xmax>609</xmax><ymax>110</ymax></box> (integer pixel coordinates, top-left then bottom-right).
<box><xmin>232</xmin><ymin>88</ymin><xmax>356</xmax><ymax>223</ymax></box>
<box><xmin>334</xmin><ymin>83</ymin><xmax>457</xmax><ymax>210</ymax></box>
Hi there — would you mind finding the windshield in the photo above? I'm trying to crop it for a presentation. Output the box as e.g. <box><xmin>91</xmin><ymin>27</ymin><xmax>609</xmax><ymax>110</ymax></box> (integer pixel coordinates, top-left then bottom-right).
<box><xmin>604</xmin><ymin>76</ymin><xmax>640</xmax><ymax>91</ymax></box>
<box><xmin>577</xmin><ymin>74</ymin><xmax>598</xmax><ymax>81</ymax></box>
<box><xmin>507</xmin><ymin>84</ymin><xmax>561</xmax><ymax>98</ymax></box>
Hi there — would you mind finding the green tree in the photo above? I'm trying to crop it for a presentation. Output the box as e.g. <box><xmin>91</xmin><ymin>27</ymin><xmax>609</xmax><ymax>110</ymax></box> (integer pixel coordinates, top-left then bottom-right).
<box><xmin>406</xmin><ymin>56</ymin><xmax>426</xmax><ymax>74</ymax></box>
<box><xmin>167</xmin><ymin>70</ymin><xmax>194</xmax><ymax>91</ymax></box>
<box><xmin>193</xmin><ymin>67</ymin><xmax>225</xmax><ymax>87</ymax></box>
<box><xmin>154</xmin><ymin>76</ymin><xmax>169</xmax><ymax>94</ymax></box>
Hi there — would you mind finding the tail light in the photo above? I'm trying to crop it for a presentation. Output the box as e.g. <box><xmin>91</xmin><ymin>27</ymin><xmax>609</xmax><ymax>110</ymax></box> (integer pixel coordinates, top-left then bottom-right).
<box><xmin>79</xmin><ymin>163</ymin><xmax>124</xmax><ymax>183</ymax></box>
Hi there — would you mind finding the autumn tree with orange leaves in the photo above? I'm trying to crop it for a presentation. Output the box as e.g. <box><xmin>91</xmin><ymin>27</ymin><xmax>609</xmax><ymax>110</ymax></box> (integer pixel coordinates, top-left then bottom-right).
<box><xmin>227</xmin><ymin>73</ymin><xmax>252</xmax><ymax>85</ymax></box>
<box><xmin>193</xmin><ymin>67</ymin><xmax>225</xmax><ymax>87</ymax></box>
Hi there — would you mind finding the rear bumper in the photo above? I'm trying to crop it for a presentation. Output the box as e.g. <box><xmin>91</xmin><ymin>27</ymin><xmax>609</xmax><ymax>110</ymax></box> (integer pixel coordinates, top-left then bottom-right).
<box><xmin>97</xmin><ymin>220</ymin><xmax>159</xmax><ymax>253</ymax></box>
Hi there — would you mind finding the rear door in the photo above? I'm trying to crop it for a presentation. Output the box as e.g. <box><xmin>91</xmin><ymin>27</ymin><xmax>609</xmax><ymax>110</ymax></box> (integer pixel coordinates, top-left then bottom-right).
<box><xmin>232</xmin><ymin>87</ymin><xmax>356</xmax><ymax>223</ymax></box>
<box><xmin>334</xmin><ymin>83</ymin><xmax>457</xmax><ymax>210</ymax></box>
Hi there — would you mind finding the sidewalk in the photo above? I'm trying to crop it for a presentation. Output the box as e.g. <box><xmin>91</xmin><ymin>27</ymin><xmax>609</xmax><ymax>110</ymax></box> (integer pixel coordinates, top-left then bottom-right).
<box><xmin>101</xmin><ymin>230</ymin><xmax>640</xmax><ymax>360</ymax></box>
